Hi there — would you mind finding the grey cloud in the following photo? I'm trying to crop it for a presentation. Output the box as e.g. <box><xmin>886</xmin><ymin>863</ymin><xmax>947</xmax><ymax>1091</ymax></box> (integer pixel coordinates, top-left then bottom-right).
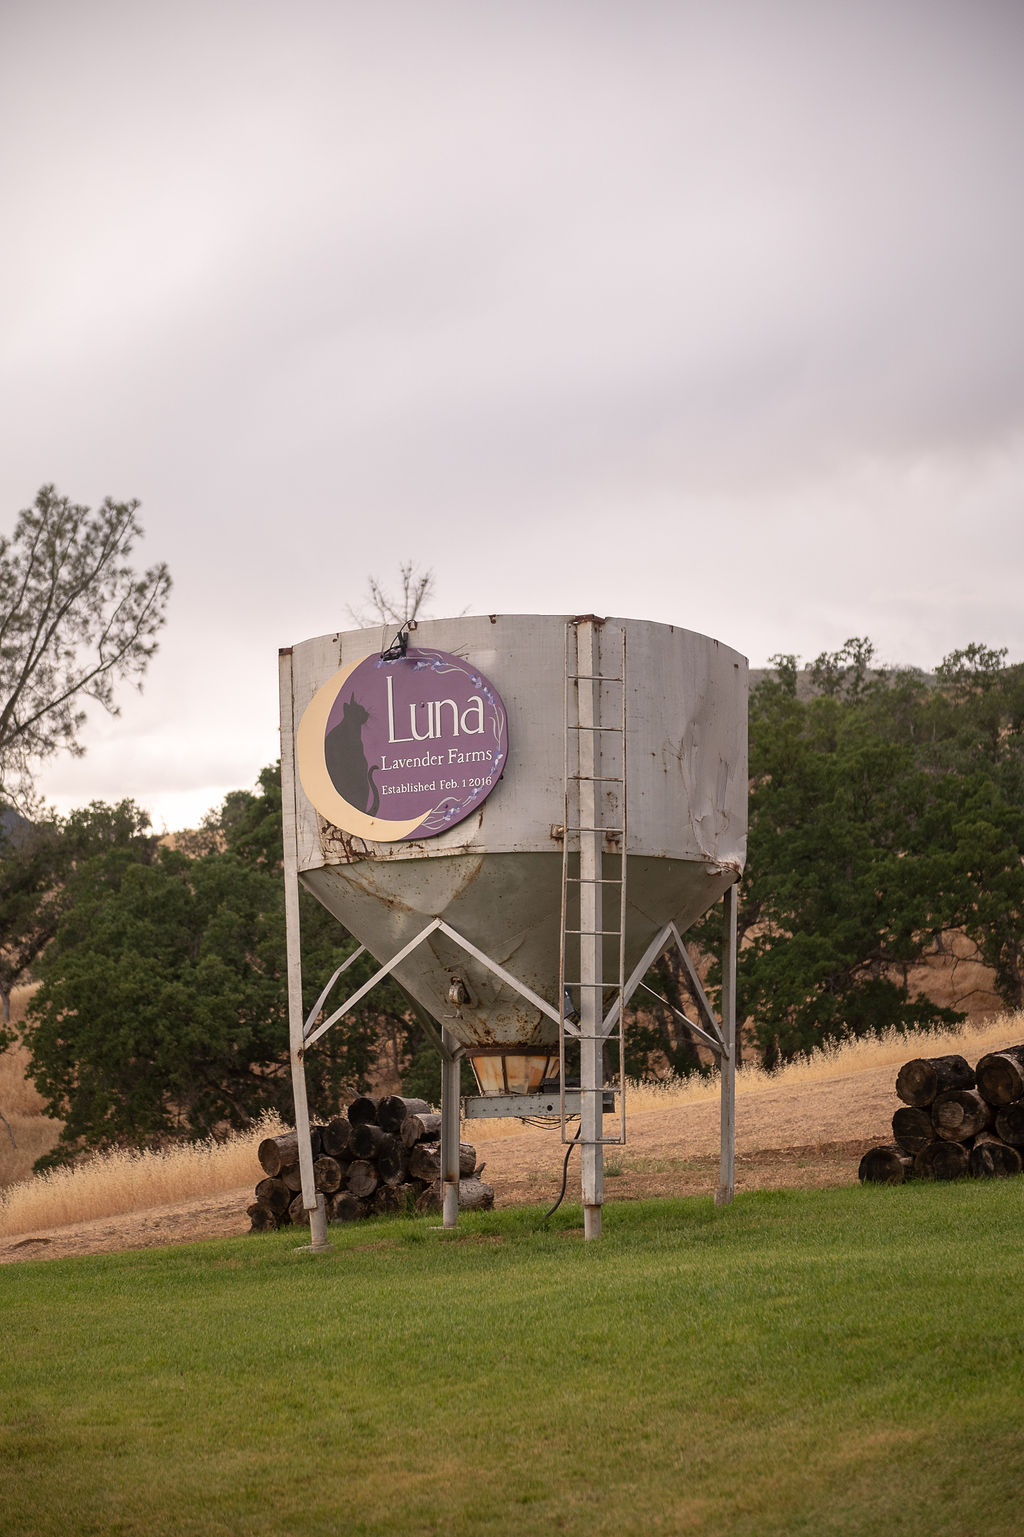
<box><xmin>2</xmin><ymin>0</ymin><xmax>1022</xmax><ymax>826</ymax></box>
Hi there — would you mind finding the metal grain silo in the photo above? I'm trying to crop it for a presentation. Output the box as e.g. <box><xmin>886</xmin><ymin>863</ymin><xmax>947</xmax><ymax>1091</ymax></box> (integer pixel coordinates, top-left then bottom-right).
<box><xmin>280</xmin><ymin>613</ymin><xmax>747</xmax><ymax>1245</ymax></box>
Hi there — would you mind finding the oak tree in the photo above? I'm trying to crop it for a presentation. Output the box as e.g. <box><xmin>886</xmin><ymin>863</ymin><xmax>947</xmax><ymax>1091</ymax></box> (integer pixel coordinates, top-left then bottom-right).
<box><xmin>22</xmin><ymin>768</ymin><xmax>413</xmax><ymax>1166</ymax></box>
<box><xmin>0</xmin><ymin>799</ymin><xmax>152</xmax><ymax>1044</ymax></box>
<box><xmin>0</xmin><ymin>485</ymin><xmax>170</xmax><ymax>806</ymax></box>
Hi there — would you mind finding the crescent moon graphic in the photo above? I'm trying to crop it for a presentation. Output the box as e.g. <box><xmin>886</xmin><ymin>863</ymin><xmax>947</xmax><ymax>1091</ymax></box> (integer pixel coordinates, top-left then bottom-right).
<box><xmin>296</xmin><ymin>659</ymin><xmax>427</xmax><ymax>841</ymax></box>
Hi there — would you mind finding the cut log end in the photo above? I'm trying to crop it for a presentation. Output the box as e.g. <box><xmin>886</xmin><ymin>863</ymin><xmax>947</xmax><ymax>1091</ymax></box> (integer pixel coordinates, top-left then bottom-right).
<box><xmin>346</xmin><ymin>1159</ymin><xmax>380</xmax><ymax>1199</ymax></box>
<box><xmin>969</xmin><ymin>1136</ymin><xmax>1023</xmax><ymax>1179</ymax></box>
<box><xmin>376</xmin><ymin>1140</ymin><xmax>409</xmax><ymax>1188</ymax></box>
<box><xmin>312</xmin><ymin>1155</ymin><xmax>344</xmax><ymax>1194</ymax></box>
<box><xmin>254</xmin><ymin>1176</ymin><xmax>291</xmax><ymax>1215</ymax></box>
<box><xmin>414</xmin><ymin>1177</ymin><xmax>495</xmax><ymax>1215</ymax></box>
<box><xmin>329</xmin><ymin>1191</ymin><xmax>372</xmax><ymax>1223</ymax></box>
<box><xmin>319</xmin><ymin>1117</ymin><xmax>353</xmax><ymax>1158</ymax></box>
<box><xmin>931</xmin><ymin>1089</ymin><xmax>993</xmax><ymax>1143</ymax></box>
<box><xmin>407</xmin><ymin>1141</ymin><xmax>478</xmax><ymax>1182</ymax></box>
<box><xmin>913</xmin><ymin>1140</ymin><xmax>970</xmax><ymax>1181</ymax></box>
<box><xmin>247</xmin><ymin>1202</ymin><xmax>283</xmax><ymax>1231</ymax></box>
<box><xmin>351</xmin><ymin>1123</ymin><xmax>390</xmax><ymax>1160</ymax></box>
<box><xmin>859</xmin><ymin>1146</ymin><xmax>914</xmax><ymax>1184</ymax></box>
<box><xmin>257</xmin><ymin>1132</ymin><xmax>299</xmax><ymax>1177</ymax></box>
<box><xmin>891</xmin><ymin>1106</ymin><xmax>934</xmax><ymax>1155</ymax></box>
<box><xmin>346</xmin><ymin>1095</ymin><xmax>381</xmax><ymax>1127</ymax></box>
<box><xmin>288</xmin><ymin>1193</ymin><xmax>311</xmax><ymax>1226</ymax></box>
<box><xmin>400</xmin><ymin>1112</ymin><xmax>443</xmax><ymax>1149</ymax></box>
<box><xmin>378</xmin><ymin>1096</ymin><xmax>433</xmax><ymax>1134</ymax></box>
<box><xmin>975</xmin><ymin>1047</ymin><xmax>1024</xmax><ymax>1107</ymax></box>
<box><xmin>895</xmin><ymin>1055</ymin><xmax>974</xmax><ymax>1108</ymax></box>
<box><xmin>994</xmin><ymin>1101</ymin><xmax>1024</xmax><ymax>1147</ymax></box>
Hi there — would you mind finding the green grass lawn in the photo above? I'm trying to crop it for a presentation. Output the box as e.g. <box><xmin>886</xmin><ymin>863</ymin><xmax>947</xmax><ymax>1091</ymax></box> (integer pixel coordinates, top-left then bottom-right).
<box><xmin>3</xmin><ymin>1182</ymin><xmax>1024</xmax><ymax>1537</ymax></box>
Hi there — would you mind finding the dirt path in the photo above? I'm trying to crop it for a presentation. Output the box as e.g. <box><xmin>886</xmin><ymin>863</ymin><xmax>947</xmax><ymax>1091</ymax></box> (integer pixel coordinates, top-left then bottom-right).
<box><xmin>472</xmin><ymin>1060</ymin><xmax>898</xmax><ymax>1207</ymax></box>
<box><xmin>0</xmin><ymin>1062</ymin><xmax>901</xmax><ymax>1265</ymax></box>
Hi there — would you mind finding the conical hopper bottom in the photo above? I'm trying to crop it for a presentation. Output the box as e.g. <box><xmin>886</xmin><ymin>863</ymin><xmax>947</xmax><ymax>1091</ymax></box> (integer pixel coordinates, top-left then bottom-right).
<box><xmin>301</xmin><ymin>851</ymin><xmax>733</xmax><ymax>1051</ymax></box>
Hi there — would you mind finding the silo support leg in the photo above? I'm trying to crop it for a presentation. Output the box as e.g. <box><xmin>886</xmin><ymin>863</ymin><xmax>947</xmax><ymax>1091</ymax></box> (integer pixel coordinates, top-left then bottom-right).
<box><xmin>716</xmin><ymin>882</ymin><xmax>739</xmax><ymax>1207</ymax></box>
<box><xmin>582</xmin><ymin>1058</ymin><xmax>605</xmax><ymax>1240</ymax></box>
<box><xmin>310</xmin><ymin>1192</ymin><xmax>329</xmax><ymax>1248</ymax></box>
<box><xmin>440</xmin><ymin>1027</ymin><xmax>462</xmax><ymax>1229</ymax></box>
<box><xmin>583</xmin><ymin>1174</ymin><xmax>603</xmax><ymax>1240</ymax></box>
<box><xmin>289</xmin><ymin>1036</ymin><xmax>331</xmax><ymax>1250</ymax></box>
<box><xmin>279</xmin><ymin>652</ymin><xmax>331</xmax><ymax>1252</ymax></box>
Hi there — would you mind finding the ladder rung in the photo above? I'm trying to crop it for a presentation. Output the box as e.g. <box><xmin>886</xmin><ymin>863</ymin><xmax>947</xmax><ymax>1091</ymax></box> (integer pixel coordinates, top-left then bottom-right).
<box><xmin>560</xmin><ymin>621</ymin><xmax>629</xmax><ymax>1141</ymax></box>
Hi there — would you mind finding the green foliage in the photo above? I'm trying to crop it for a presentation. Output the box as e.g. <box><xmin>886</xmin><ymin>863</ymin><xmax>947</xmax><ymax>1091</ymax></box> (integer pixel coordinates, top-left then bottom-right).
<box><xmin>0</xmin><ymin>485</ymin><xmax>170</xmax><ymax>806</ymax></box>
<box><xmin>14</xmin><ymin>625</ymin><xmax>1024</xmax><ymax>1123</ymax></box>
<box><xmin>727</xmin><ymin>639</ymin><xmax>1024</xmax><ymax>1066</ymax></box>
<box><xmin>622</xmin><ymin>948</ymin><xmax>708</xmax><ymax>1079</ymax></box>
<box><xmin>0</xmin><ymin>812</ymin><xmax>64</xmax><ymax>1046</ymax></box>
<box><xmin>0</xmin><ymin>798</ymin><xmax>153</xmax><ymax>1045</ymax></box>
<box><xmin>22</xmin><ymin>768</ymin><xmax>419</xmax><ymax>1166</ymax></box>
<box><xmin>397</xmin><ymin>1028</ymin><xmax>476</xmax><ymax>1102</ymax></box>
<box><xmin>28</xmin><ymin>847</ymin><xmax>284</xmax><ymax>1154</ymax></box>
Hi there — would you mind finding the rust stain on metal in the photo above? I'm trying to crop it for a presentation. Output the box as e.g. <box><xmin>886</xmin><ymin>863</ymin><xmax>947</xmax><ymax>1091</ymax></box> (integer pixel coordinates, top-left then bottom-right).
<box><xmin>318</xmin><ymin>814</ymin><xmax>372</xmax><ymax>863</ymax></box>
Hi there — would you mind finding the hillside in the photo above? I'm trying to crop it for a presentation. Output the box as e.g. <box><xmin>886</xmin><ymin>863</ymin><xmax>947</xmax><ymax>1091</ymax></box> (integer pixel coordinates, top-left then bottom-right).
<box><xmin>6</xmin><ymin>1017</ymin><xmax>1016</xmax><ymax>1266</ymax></box>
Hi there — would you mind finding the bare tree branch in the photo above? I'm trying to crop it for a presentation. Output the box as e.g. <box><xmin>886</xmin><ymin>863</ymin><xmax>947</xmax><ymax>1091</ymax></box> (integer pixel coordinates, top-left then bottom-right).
<box><xmin>347</xmin><ymin>561</ymin><xmax>435</xmax><ymax>631</ymax></box>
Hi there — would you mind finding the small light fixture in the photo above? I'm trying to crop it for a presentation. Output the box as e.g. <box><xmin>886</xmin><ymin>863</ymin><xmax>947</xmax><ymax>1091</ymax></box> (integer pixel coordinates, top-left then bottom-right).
<box><xmin>466</xmin><ymin>1047</ymin><xmax>560</xmax><ymax>1096</ymax></box>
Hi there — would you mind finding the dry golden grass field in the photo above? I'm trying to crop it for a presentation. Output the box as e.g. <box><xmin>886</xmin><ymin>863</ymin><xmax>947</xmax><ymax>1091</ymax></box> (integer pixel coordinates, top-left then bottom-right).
<box><xmin>3</xmin><ymin>1000</ymin><xmax>1021</xmax><ymax>1267</ymax></box>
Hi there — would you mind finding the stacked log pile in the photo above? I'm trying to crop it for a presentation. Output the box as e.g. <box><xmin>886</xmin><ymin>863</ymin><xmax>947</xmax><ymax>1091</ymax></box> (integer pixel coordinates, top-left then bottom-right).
<box><xmin>247</xmin><ymin>1094</ymin><xmax>495</xmax><ymax>1230</ymax></box>
<box><xmin>859</xmin><ymin>1046</ymin><xmax>1024</xmax><ymax>1185</ymax></box>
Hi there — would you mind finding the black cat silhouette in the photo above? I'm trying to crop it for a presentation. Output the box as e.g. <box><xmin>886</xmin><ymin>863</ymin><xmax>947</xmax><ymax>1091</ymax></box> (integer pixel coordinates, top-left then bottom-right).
<box><xmin>324</xmin><ymin>694</ymin><xmax>380</xmax><ymax>815</ymax></box>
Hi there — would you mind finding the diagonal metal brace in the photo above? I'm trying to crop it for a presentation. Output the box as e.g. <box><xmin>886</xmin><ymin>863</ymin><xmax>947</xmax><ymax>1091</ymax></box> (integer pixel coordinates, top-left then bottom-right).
<box><xmin>600</xmin><ymin>920</ymin><xmax>727</xmax><ymax>1058</ymax></box>
<box><xmin>302</xmin><ymin>944</ymin><xmax>368</xmax><ymax>1040</ymax></box>
<box><xmin>634</xmin><ymin>982</ymin><xmax>724</xmax><ymax>1056</ymax></box>
<box><xmin>302</xmin><ymin>916</ymin><xmax>570</xmax><ymax>1050</ymax></box>
<box><xmin>673</xmin><ymin>925</ymin><xmax>727</xmax><ymax>1056</ymax></box>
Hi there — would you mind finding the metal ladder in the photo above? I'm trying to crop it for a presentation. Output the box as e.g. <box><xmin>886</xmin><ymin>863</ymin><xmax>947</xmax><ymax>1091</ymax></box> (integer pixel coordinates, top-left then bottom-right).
<box><xmin>558</xmin><ymin>617</ymin><xmax>627</xmax><ymax>1148</ymax></box>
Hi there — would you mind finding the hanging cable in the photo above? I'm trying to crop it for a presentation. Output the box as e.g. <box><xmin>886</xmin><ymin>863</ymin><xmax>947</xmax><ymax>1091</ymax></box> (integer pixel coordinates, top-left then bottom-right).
<box><xmin>542</xmin><ymin>1122</ymin><xmax>582</xmax><ymax>1220</ymax></box>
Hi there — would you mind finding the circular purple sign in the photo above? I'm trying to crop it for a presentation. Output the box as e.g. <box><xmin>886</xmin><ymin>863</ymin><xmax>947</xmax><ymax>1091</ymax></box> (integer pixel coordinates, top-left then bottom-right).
<box><xmin>297</xmin><ymin>647</ymin><xmax>508</xmax><ymax>841</ymax></box>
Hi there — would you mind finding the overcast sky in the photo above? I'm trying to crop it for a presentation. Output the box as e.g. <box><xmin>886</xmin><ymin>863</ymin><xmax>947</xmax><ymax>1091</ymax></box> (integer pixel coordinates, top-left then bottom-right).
<box><xmin>2</xmin><ymin>0</ymin><xmax>1022</xmax><ymax>830</ymax></box>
